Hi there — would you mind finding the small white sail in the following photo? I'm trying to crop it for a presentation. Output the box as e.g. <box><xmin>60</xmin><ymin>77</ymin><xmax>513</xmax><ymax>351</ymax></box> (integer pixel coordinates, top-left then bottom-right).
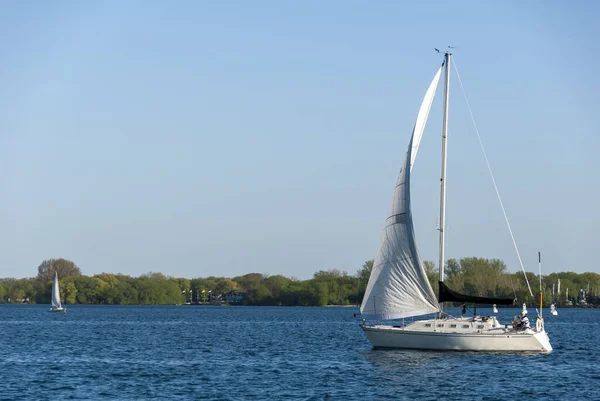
<box><xmin>492</xmin><ymin>304</ymin><xmax>498</xmax><ymax>313</ymax></box>
<box><xmin>360</xmin><ymin>66</ymin><xmax>443</xmax><ymax>320</ymax></box>
<box><xmin>51</xmin><ymin>273</ymin><xmax>62</xmax><ymax>309</ymax></box>
<box><xmin>550</xmin><ymin>303</ymin><xmax>558</xmax><ymax>315</ymax></box>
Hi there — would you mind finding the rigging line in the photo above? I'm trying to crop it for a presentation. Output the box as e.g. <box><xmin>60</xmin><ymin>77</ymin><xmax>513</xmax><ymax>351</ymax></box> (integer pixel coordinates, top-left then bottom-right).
<box><xmin>452</xmin><ymin>58</ymin><xmax>534</xmax><ymax>299</ymax></box>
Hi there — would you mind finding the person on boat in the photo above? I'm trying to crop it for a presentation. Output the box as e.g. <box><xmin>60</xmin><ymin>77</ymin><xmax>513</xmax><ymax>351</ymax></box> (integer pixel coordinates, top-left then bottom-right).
<box><xmin>518</xmin><ymin>311</ymin><xmax>530</xmax><ymax>329</ymax></box>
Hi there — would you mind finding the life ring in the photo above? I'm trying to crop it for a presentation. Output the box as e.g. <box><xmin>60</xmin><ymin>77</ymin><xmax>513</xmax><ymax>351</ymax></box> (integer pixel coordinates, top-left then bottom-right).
<box><xmin>536</xmin><ymin>318</ymin><xmax>543</xmax><ymax>332</ymax></box>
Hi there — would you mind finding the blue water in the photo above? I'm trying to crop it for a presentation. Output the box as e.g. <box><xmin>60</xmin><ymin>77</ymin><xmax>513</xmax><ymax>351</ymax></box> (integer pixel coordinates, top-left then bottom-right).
<box><xmin>0</xmin><ymin>305</ymin><xmax>598</xmax><ymax>400</ymax></box>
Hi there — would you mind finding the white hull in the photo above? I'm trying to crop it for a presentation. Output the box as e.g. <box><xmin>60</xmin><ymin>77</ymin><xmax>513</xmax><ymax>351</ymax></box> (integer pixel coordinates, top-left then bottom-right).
<box><xmin>49</xmin><ymin>307</ymin><xmax>66</xmax><ymax>313</ymax></box>
<box><xmin>362</xmin><ymin>317</ymin><xmax>552</xmax><ymax>353</ymax></box>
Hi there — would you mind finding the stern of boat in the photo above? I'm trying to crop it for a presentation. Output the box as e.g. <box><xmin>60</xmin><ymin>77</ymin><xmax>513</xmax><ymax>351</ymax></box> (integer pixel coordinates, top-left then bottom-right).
<box><xmin>534</xmin><ymin>317</ymin><xmax>552</xmax><ymax>353</ymax></box>
<box><xmin>533</xmin><ymin>330</ymin><xmax>552</xmax><ymax>353</ymax></box>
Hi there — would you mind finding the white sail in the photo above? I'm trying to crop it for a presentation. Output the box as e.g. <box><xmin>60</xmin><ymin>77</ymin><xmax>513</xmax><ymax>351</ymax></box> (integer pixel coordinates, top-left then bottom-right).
<box><xmin>410</xmin><ymin>66</ymin><xmax>443</xmax><ymax>169</ymax></box>
<box><xmin>51</xmin><ymin>273</ymin><xmax>62</xmax><ymax>309</ymax></box>
<box><xmin>360</xmin><ymin>66</ymin><xmax>442</xmax><ymax>320</ymax></box>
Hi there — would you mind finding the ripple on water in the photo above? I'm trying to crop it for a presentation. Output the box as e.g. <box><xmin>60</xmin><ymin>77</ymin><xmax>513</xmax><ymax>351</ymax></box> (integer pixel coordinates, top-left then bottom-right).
<box><xmin>0</xmin><ymin>305</ymin><xmax>598</xmax><ymax>400</ymax></box>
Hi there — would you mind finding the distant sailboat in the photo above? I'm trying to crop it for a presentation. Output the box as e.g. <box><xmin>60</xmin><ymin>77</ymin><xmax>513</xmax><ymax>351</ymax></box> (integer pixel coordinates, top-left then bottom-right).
<box><xmin>49</xmin><ymin>273</ymin><xmax>66</xmax><ymax>313</ymax></box>
<box><xmin>550</xmin><ymin>303</ymin><xmax>558</xmax><ymax>316</ymax></box>
<box><xmin>359</xmin><ymin>51</ymin><xmax>552</xmax><ymax>352</ymax></box>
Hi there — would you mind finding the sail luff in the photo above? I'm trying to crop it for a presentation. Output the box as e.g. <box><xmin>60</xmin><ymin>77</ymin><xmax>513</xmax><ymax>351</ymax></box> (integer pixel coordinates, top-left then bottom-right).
<box><xmin>360</xmin><ymin>65</ymin><xmax>442</xmax><ymax>320</ymax></box>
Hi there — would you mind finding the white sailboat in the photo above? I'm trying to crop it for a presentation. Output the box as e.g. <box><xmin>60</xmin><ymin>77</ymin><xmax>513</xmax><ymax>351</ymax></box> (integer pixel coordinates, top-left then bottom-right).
<box><xmin>49</xmin><ymin>272</ymin><xmax>66</xmax><ymax>313</ymax></box>
<box><xmin>359</xmin><ymin>50</ymin><xmax>552</xmax><ymax>352</ymax></box>
<box><xmin>550</xmin><ymin>304</ymin><xmax>558</xmax><ymax>316</ymax></box>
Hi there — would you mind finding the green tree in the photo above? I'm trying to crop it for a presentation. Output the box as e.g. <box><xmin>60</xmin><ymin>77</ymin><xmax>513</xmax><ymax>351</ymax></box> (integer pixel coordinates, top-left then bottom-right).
<box><xmin>215</xmin><ymin>278</ymin><xmax>237</xmax><ymax>296</ymax></box>
<box><xmin>280</xmin><ymin>280</ymin><xmax>313</xmax><ymax>306</ymax></box>
<box><xmin>62</xmin><ymin>281</ymin><xmax>78</xmax><ymax>304</ymax></box>
<box><xmin>264</xmin><ymin>275</ymin><xmax>291</xmax><ymax>305</ymax></box>
<box><xmin>311</xmin><ymin>281</ymin><xmax>329</xmax><ymax>306</ymax></box>
<box><xmin>0</xmin><ymin>282</ymin><xmax>7</xmax><ymax>302</ymax></box>
<box><xmin>446</xmin><ymin>258</ymin><xmax>462</xmax><ymax>278</ymax></box>
<box><xmin>423</xmin><ymin>261</ymin><xmax>438</xmax><ymax>295</ymax></box>
<box><xmin>246</xmin><ymin>284</ymin><xmax>273</xmax><ymax>305</ymax></box>
<box><xmin>110</xmin><ymin>280</ymin><xmax>139</xmax><ymax>304</ymax></box>
<box><xmin>357</xmin><ymin>260</ymin><xmax>374</xmax><ymax>284</ymax></box>
<box><xmin>73</xmin><ymin>276</ymin><xmax>102</xmax><ymax>304</ymax></box>
<box><xmin>37</xmin><ymin>258</ymin><xmax>81</xmax><ymax>281</ymax></box>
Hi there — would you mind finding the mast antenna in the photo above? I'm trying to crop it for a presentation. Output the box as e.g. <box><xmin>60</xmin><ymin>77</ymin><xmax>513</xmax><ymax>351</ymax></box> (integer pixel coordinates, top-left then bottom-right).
<box><xmin>435</xmin><ymin>46</ymin><xmax>456</xmax><ymax>54</ymax></box>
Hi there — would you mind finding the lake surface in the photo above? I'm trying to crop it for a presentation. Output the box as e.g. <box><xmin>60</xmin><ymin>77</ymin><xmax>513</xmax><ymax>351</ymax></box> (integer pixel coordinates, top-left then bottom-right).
<box><xmin>0</xmin><ymin>305</ymin><xmax>598</xmax><ymax>400</ymax></box>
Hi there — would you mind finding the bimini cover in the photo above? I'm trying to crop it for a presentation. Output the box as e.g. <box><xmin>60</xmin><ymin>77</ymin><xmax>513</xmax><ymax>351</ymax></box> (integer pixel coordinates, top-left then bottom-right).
<box><xmin>438</xmin><ymin>281</ymin><xmax>514</xmax><ymax>305</ymax></box>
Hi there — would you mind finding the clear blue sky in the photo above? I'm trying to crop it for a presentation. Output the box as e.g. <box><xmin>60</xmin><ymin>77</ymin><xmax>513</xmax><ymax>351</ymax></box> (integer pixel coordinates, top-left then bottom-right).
<box><xmin>1</xmin><ymin>1</ymin><xmax>598</xmax><ymax>279</ymax></box>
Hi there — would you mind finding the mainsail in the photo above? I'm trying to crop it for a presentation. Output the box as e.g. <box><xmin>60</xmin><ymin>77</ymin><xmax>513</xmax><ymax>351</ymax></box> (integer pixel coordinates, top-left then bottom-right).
<box><xmin>51</xmin><ymin>273</ymin><xmax>62</xmax><ymax>309</ymax></box>
<box><xmin>360</xmin><ymin>65</ymin><xmax>443</xmax><ymax>320</ymax></box>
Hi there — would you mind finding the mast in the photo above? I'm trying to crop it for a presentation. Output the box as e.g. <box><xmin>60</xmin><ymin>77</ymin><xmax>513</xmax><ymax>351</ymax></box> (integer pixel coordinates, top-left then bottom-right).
<box><xmin>438</xmin><ymin>51</ymin><xmax>451</xmax><ymax>290</ymax></box>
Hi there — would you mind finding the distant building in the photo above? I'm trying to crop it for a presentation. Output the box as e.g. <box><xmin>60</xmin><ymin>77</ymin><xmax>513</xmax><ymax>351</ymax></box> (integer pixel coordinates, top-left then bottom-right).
<box><xmin>224</xmin><ymin>291</ymin><xmax>245</xmax><ymax>304</ymax></box>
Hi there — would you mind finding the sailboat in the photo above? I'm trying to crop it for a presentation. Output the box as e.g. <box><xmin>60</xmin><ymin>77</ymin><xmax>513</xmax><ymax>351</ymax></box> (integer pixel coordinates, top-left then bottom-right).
<box><xmin>550</xmin><ymin>304</ymin><xmax>558</xmax><ymax>316</ymax></box>
<box><xmin>49</xmin><ymin>272</ymin><xmax>66</xmax><ymax>313</ymax></box>
<box><xmin>359</xmin><ymin>50</ymin><xmax>552</xmax><ymax>352</ymax></box>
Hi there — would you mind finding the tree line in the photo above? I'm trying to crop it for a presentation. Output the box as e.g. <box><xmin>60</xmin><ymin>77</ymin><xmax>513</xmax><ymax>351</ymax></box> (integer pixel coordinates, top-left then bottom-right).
<box><xmin>0</xmin><ymin>257</ymin><xmax>598</xmax><ymax>307</ymax></box>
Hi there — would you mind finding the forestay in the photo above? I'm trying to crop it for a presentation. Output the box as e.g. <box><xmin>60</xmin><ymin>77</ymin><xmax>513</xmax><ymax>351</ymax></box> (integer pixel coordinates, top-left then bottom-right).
<box><xmin>360</xmin><ymin>65</ymin><xmax>442</xmax><ymax>320</ymax></box>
